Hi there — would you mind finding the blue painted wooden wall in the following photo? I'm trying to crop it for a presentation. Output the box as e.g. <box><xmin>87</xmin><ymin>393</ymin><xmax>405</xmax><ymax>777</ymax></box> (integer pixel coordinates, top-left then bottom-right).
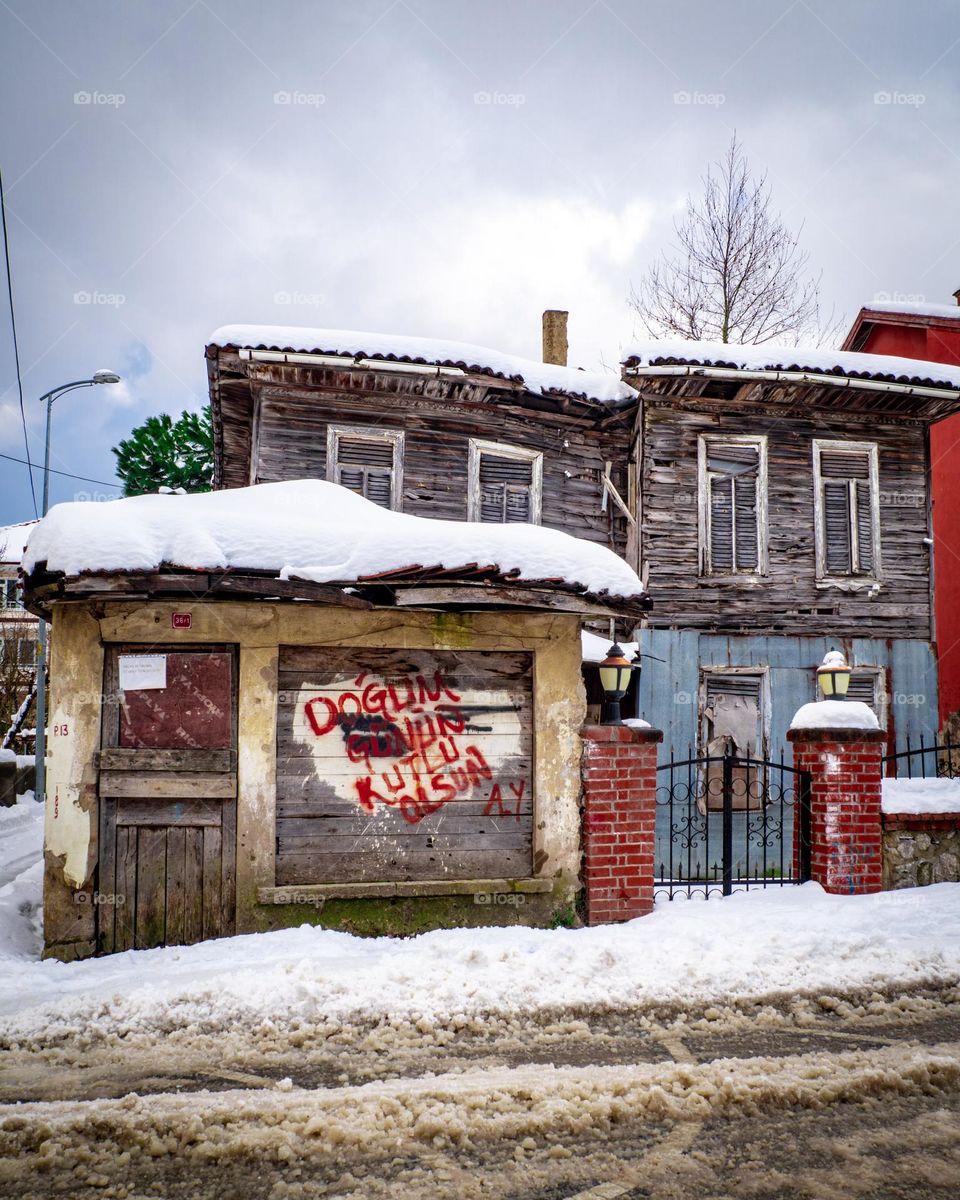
<box><xmin>636</xmin><ymin>630</ymin><xmax>938</xmax><ymax>762</ymax></box>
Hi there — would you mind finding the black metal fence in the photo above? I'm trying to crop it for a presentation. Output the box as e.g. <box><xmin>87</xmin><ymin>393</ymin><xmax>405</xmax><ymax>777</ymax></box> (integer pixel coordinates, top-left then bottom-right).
<box><xmin>882</xmin><ymin>735</ymin><xmax>960</xmax><ymax>779</ymax></box>
<box><xmin>655</xmin><ymin>749</ymin><xmax>811</xmax><ymax>900</ymax></box>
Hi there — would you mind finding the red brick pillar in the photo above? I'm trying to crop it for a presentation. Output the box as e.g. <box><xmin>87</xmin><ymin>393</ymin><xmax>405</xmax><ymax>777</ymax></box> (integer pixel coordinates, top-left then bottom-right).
<box><xmin>581</xmin><ymin>725</ymin><xmax>662</xmax><ymax>925</ymax></box>
<box><xmin>787</xmin><ymin>727</ymin><xmax>885</xmax><ymax>895</ymax></box>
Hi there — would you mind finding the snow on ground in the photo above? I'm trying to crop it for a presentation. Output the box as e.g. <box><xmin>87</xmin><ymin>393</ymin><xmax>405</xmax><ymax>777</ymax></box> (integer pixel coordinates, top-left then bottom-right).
<box><xmin>790</xmin><ymin>699</ymin><xmax>880</xmax><ymax>730</ymax></box>
<box><xmin>1</xmin><ymin>879</ymin><xmax>959</xmax><ymax>1045</ymax></box>
<box><xmin>23</xmin><ymin>479</ymin><xmax>645</xmax><ymax>599</ymax></box>
<box><xmin>883</xmin><ymin>777</ymin><xmax>960</xmax><ymax>814</ymax></box>
<box><xmin>622</xmin><ymin>336</ymin><xmax>960</xmax><ymax>389</ymax></box>
<box><xmin>209</xmin><ymin>323</ymin><xmax>638</xmax><ymax>405</ymax></box>
<box><xmin>0</xmin><ymin>793</ymin><xmax>43</xmax><ymax>961</ymax></box>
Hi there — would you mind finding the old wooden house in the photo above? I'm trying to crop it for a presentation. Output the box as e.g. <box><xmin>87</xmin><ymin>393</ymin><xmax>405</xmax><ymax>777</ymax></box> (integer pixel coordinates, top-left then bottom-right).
<box><xmin>23</xmin><ymin>479</ymin><xmax>648</xmax><ymax>959</ymax></box>
<box><xmin>623</xmin><ymin>338</ymin><xmax>960</xmax><ymax>762</ymax></box>
<box><xmin>206</xmin><ymin>319</ymin><xmax>960</xmax><ymax>764</ymax></box>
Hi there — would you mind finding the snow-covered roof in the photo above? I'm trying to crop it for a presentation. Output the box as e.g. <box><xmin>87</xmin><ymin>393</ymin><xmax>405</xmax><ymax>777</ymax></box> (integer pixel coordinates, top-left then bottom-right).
<box><xmin>622</xmin><ymin>336</ymin><xmax>960</xmax><ymax>392</ymax></box>
<box><xmin>209</xmin><ymin>324</ymin><xmax>637</xmax><ymax>406</ymax></box>
<box><xmin>581</xmin><ymin>629</ymin><xmax>638</xmax><ymax>663</ymax></box>
<box><xmin>862</xmin><ymin>300</ymin><xmax>960</xmax><ymax>323</ymax></box>
<box><xmin>0</xmin><ymin>521</ymin><xmax>38</xmax><ymax>566</ymax></box>
<box><xmin>22</xmin><ymin>480</ymin><xmax>645</xmax><ymax>604</ymax></box>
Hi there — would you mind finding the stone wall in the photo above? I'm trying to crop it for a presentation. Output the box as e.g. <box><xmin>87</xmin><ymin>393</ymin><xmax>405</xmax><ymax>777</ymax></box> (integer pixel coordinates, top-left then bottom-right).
<box><xmin>882</xmin><ymin>813</ymin><xmax>960</xmax><ymax>889</ymax></box>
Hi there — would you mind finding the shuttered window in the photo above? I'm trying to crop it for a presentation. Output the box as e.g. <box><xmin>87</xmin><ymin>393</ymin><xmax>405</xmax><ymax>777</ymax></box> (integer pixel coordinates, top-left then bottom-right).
<box><xmin>1</xmin><ymin>579</ymin><xmax>22</xmax><ymax>609</ymax></box>
<box><xmin>326</xmin><ymin>426</ymin><xmax>404</xmax><ymax>510</ymax></box>
<box><xmin>468</xmin><ymin>440</ymin><xmax>543</xmax><ymax>525</ymax></box>
<box><xmin>813</xmin><ymin>442</ymin><xmax>880</xmax><ymax>580</ymax></box>
<box><xmin>698</xmin><ymin>436</ymin><xmax>767</xmax><ymax>576</ymax></box>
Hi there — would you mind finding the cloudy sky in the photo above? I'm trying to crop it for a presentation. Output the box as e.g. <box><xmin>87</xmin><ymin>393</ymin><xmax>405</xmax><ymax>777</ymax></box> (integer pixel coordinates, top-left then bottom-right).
<box><xmin>0</xmin><ymin>0</ymin><xmax>958</xmax><ymax>522</ymax></box>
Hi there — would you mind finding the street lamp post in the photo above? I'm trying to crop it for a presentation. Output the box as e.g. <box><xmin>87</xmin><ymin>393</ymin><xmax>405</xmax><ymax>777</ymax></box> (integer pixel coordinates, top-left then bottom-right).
<box><xmin>34</xmin><ymin>370</ymin><xmax>121</xmax><ymax>807</ymax></box>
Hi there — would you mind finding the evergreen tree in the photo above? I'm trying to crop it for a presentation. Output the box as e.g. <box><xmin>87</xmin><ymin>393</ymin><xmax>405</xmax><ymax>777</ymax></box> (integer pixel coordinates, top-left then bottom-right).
<box><xmin>113</xmin><ymin>406</ymin><xmax>213</xmax><ymax>496</ymax></box>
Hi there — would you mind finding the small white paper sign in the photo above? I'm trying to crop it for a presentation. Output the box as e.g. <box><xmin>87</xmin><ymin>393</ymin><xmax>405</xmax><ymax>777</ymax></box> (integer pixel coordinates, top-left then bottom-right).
<box><xmin>118</xmin><ymin>654</ymin><xmax>167</xmax><ymax>692</ymax></box>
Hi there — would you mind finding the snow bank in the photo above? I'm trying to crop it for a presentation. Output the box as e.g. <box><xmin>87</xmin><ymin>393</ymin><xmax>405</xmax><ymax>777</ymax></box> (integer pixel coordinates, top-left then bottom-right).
<box><xmin>622</xmin><ymin>336</ymin><xmax>960</xmax><ymax>390</ymax></box>
<box><xmin>790</xmin><ymin>699</ymin><xmax>880</xmax><ymax>731</ymax></box>
<box><xmin>2</xmin><ymin>882</ymin><xmax>959</xmax><ymax>1040</ymax></box>
<box><xmin>210</xmin><ymin>324</ymin><xmax>637</xmax><ymax>406</ymax></box>
<box><xmin>0</xmin><ymin>794</ymin><xmax>43</xmax><ymax>961</ymax></box>
<box><xmin>22</xmin><ymin>480</ymin><xmax>645</xmax><ymax>599</ymax></box>
<box><xmin>882</xmin><ymin>777</ymin><xmax>960</xmax><ymax>815</ymax></box>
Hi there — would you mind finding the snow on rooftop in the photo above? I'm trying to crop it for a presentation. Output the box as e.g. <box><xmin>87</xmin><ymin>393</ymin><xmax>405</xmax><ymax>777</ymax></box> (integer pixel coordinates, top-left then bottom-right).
<box><xmin>22</xmin><ymin>479</ymin><xmax>645</xmax><ymax>600</ymax></box>
<box><xmin>790</xmin><ymin>699</ymin><xmax>881</xmax><ymax>732</ymax></box>
<box><xmin>209</xmin><ymin>323</ymin><xmax>637</xmax><ymax>406</ymax></box>
<box><xmin>622</xmin><ymin>336</ymin><xmax>960</xmax><ymax>390</ymax></box>
<box><xmin>0</xmin><ymin>521</ymin><xmax>38</xmax><ymax>566</ymax></box>
<box><xmin>864</xmin><ymin>300</ymin><xmax>960</xmax><ymax>322</ymax></box>
<box><xmin>882</xmin><ymin>777</ymin><xmax>960</xmax><ymax>815</ymax></box>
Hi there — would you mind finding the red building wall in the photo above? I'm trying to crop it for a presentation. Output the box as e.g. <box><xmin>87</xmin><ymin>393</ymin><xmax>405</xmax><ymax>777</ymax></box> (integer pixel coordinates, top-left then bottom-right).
<box><xmin>848</xmin><ymin>319</ymin><xmax>960</xmax><ymax>724</ymax></box>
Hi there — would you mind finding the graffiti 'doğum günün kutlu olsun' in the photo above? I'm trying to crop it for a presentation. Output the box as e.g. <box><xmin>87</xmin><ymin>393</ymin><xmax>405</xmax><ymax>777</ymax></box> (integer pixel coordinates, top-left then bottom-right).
<box><xmin>301</xmin><ymin>669</ymin><xmax>526</xmax><ymax>824</ymax></box>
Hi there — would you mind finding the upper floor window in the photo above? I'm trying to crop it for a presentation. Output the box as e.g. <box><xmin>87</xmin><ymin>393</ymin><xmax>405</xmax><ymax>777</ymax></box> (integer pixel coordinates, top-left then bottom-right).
<box><xmin>1</xmin><ymin>578</ymin><xmax>23</xmax><ymax>609</ymax></box>
<box><xmin>813</xmin><ymin>440</ymin><xmax>880</xmax><ymax>581</ymax></box>
<box><xmin>326</xmin><ymin>426</ymin><xmax>404</xmax><ymax>510</ymax></box>
<box><xmin>467</xmin><ymin>439</ymin><xmax>543</xmax><ymax>524</ymax></box>
<box><xmin>698</xmin><ymin>435</ymin><xmax>768</xmax><ymax>576</ymax></box>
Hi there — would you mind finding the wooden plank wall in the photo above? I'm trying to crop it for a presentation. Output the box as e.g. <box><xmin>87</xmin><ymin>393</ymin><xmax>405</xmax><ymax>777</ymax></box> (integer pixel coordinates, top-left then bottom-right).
<box><xmin>275</xmin><ymin>646</ymin><xmax>534</xmax><ymax>884</ymax></box>
<box><xmin>641</xmin><ymin>395</ymin><xmax>932</xmax><ymax>637</ymax></box>
<box><xmin>247</xmin><ymin>377</ymin><xmax>631</xmax><ymax>555</ymax></box>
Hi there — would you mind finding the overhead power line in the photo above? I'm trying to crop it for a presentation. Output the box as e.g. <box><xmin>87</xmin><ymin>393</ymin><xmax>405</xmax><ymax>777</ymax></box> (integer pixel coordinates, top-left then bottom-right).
<box><xmin>0</xmin><ymin>164</ymin><xmax>38</xmax><ymax>517</ymax></box>
<box><xmin>0</xmin><ymin>449</ymin><xmax>122</xmax><ymax>490</ymax></box>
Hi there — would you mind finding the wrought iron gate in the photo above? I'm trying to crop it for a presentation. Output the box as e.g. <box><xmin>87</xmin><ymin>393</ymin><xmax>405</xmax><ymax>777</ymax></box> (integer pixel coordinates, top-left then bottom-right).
<box><xmin>655</xmin><ymin>747</ymin><xmax>812</xmax><ymax>899</ymax></box>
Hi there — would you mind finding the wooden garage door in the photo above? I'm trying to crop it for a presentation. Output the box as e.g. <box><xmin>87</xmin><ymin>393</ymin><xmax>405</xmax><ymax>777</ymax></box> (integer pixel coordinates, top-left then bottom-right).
<box><xmin>97</xmin><ymin>647</ymin><xmax>237</xmax><ymax>953</ymax></box>
<box><xmin>276</xmin><ymin>647</ymin><xmax>534</xmax><ymax>884</ymax></box>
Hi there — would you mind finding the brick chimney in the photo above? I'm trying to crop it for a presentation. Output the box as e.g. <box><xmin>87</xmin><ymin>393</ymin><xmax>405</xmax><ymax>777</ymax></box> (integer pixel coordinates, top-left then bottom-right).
<box><xmin>542</xmin><ymin>310</ymin><xmax>568</xmax><ymax>367</ymax></box>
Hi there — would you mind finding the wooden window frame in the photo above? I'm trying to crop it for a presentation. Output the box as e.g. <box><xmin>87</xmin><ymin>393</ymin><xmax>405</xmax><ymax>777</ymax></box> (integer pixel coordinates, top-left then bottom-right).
<box><xmin>698</xmin><ymin>665</ymin><xmax>771</xmax><ymax>760</ymax></box>
<box><xmin>812</xmin><ymin>439</ymin><xmax>881</xmax><ymax>585</ymax></box>
<box><xmin>467</xmin><ymin>438</ymin><xmax>543</xmax><ymax>525</ymax></box>
<box><xmin>697</xmin><ymin>434</ymin><xmax>769</xmax><ymax>578</ymax></box>
<box><xmin>325</xmin><ymin>424</ymin><xmax>405</xmax><ymax>511</ymax></box>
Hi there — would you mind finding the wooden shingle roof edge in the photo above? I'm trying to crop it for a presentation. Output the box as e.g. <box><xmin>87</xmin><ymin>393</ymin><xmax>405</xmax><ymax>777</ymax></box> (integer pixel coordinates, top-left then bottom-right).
<box><xmin>21</xmin><ymin>563</ymin><xmax>653</xmax><ymax>622</ymax></box>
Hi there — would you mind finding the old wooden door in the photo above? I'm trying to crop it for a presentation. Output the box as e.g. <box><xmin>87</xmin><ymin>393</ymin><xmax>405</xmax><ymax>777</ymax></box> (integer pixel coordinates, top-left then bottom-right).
<box><xmin>97</xmin><ymin>646</ymin><xmax>237</xmax><ymax>952</ymax></box>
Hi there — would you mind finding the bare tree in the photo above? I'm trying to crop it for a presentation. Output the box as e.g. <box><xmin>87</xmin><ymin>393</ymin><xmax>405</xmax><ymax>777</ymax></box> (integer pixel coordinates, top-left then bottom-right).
<box><xmin>631</xmin><ymin>136</ymin><xmax>840</xmax><ymax>346</ymax></box>
<box><xmin>0</xmin><ymin>620</ymin><xmax>36</xmax><ymax>750</ymax></box>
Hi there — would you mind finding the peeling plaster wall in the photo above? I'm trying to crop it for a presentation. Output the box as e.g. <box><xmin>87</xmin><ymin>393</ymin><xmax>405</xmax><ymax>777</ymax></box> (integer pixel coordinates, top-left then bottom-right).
<box><xmin>45</xmin><ymin>599</ymin><xmax>586</xmax><ymax>954</ymax></box>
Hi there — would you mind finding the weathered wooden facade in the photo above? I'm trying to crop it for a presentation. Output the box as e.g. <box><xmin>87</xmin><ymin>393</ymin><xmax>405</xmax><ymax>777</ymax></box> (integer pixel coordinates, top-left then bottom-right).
<box><xmin>25</xmin><ymin>486</ymin><xmax>648</xmax><ymax>959</ymax></box>
<box><xmin>205</xmin><ymin>323</ymin><xmax>960</xmax><ymax>769</ymax></box>
<box><xmin>207</xmin><ymin>330</ymin><xmax>639</xmax><ymax>571</ymax></box>
<box><xmin>623</xmin><ymin>346</ymin><xmax>960</xmax><ymax>760</ymax></box>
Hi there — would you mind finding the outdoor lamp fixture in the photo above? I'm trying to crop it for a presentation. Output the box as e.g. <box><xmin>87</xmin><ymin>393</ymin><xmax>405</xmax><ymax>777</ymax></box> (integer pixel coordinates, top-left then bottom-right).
<box><xmin>598</xmin><ymin>642</ymin><xmax>637</xmax><ymax>725</ymax></box>
<box><xmin>817</xmin><ymin>650</ymin><xmax>852</xmax><ymax>700</ymax></box>
<box><xmin>34</xmin><ymin>369</ymin><xmax>122</xmax><ymax>808</ymax></box>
